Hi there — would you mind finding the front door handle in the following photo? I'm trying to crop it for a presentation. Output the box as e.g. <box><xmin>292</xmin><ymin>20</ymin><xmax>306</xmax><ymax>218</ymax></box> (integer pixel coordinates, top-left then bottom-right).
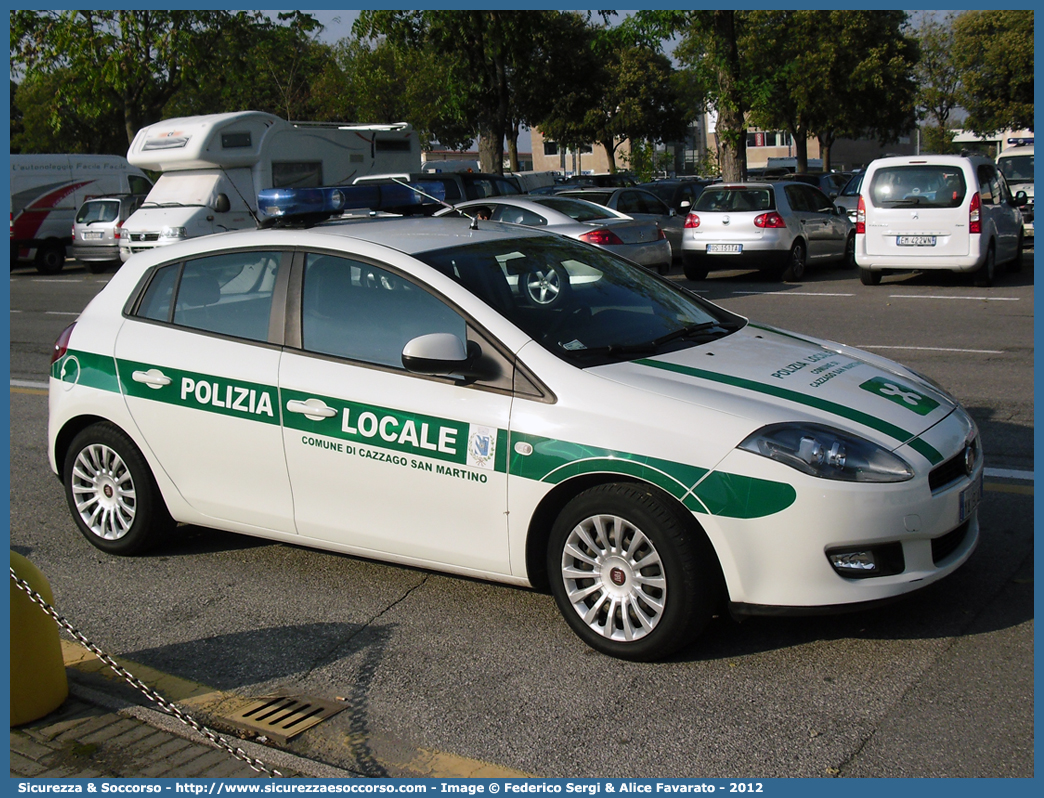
<box><xmin>131</xmin><ymin>369</ymin><xmax>171</xmax><ymax>389</ymax></box>
<box><xmin>286</xmin><ymin>399</ymin><xmax>338</xmax><ymax>420</ymax></box>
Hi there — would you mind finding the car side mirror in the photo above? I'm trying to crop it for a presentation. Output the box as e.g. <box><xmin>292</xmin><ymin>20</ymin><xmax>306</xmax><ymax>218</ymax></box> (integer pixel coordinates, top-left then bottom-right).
<box><xmin>1014</xmin><ymin>190</ymin><xmax>1028</xmax><ymax>206</ymax></box>
<box><xmin>213</xmin><ymin>193</ymin><xmax>231</xmax><ymax>213</ymax></box>
<box><xmin>668</xmin><ymin>208</ymin><xmax>677</xmax><ymax>218</ymax></box>
<box><xmin>402</xmin><ymin>333</ymin><xmax>481</xmax><ymax>380</ymax></box>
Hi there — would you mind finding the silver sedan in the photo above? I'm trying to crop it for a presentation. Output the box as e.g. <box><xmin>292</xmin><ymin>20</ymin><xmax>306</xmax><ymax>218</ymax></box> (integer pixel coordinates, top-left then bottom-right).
<box><xmin>436</xmin><ymin>196</ymin><xmax>673</xmax><ymax>274</ymax></box>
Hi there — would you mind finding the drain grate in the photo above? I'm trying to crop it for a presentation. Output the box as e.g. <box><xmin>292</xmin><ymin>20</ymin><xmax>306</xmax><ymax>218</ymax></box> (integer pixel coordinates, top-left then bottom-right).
<box><xmin>224</xmin><ymin>695</ymin><xmax>347</xmax><ymax>743</ymax></box>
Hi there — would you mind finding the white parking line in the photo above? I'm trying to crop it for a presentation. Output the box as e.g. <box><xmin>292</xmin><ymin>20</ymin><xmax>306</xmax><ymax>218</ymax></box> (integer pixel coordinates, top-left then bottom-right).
<box><xmin>888</xmin><ymin>295</ymin><xmax>1020</xmax><ymax>301</ymax></box>
<box><xmin>45</xmin><ymin>311</ymin><xmax>80</xmax><ymax>316</ymax></box>
<box><xmin>11</xmin><ymin>380</ymin><xmax>49</xmax><ymax>390</ymax></box>
<box><xmin>732</xmin><ymin>291</ymin><xmax>855</xmax><ymax>297</ymax></box>
<box><xmin>858</xmin><ymin>345</ymin><xmax>1004</xmax><ymax>354</ymax></box>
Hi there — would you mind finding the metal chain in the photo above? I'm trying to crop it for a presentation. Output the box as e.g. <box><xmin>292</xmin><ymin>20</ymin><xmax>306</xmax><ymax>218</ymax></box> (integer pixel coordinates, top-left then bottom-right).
<box><xmin>10</xmin><ymin>566</ymin><xmax>283</xmax><ymax>777</ymax></box>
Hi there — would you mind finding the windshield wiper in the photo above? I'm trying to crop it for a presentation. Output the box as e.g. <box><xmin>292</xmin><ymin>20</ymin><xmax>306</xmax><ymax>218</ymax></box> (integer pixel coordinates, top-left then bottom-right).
<box><xmin>577</xmin><ymin>320</ymin><xmax>740</xmax><ymax>360</ymax></box>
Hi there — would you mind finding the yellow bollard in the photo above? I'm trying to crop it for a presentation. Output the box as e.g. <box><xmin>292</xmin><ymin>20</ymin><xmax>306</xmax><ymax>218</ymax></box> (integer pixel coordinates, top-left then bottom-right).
<box><xmin>10</xmin><ymin>551</ymin><xmax>69</xmax><ymax>725</ymax></box>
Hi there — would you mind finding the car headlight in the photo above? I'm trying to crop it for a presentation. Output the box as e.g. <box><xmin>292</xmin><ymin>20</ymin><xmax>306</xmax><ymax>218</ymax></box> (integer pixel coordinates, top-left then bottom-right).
<box><xmin>160</xmin><ymin>226</ymin><xmax>187</xmax><ymax>239</ymax></box>
<box><xmin>739</xmin><ymin>423</ymin><xmax>914</xmax><ymax>483</ymax></box>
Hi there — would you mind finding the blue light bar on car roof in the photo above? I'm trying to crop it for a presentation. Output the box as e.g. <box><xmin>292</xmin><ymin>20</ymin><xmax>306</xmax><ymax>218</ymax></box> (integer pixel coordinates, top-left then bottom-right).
<box><xmin>1006</xmin><ymin>137</ymin><xmax>1034</xmax><ymax>146</ymax></box>
<box><xmin>257</xmin><ymin>182</ymin><xmax>449</xmax><ymax>222</ymax></box>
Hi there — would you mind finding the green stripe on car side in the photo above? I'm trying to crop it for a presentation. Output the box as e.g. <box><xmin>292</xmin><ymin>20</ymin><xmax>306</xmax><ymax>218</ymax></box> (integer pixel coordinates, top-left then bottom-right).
<box><xmin>54</xmin><ymin>349</ymin><xmax>797</xmax><ymax>518</ymax></box>
<box><xmin>507</xmin><ymin>432</ymin><xmax>796</xmax><ymax>519</ymax></box>
<box><xmin>52</xmin><ymin>350</ymin><xmax>121</xmax><ymax>393</ymax></box>
<box><xmin>635</xmin><ymin>358</ymin><xmax>944</xmax><ymax>465</ymax></box>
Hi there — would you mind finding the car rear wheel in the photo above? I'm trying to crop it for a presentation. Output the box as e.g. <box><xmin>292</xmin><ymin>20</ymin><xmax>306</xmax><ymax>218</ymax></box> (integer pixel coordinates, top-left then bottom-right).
<box><xmin>1009</xmin><ymin>234</ymin><xmax>1024</xmax><ymax>273</ymax></box>
<box><xmin>63</xmin><ymin>423</ymin><xmax>175</xmax><ymax>555</ymax></box>
<box><xmin>34</xmin><ymin>243</ymin><xmax>65</xmax><ymax>275</ymax></box>
<box><xmin>781</xmin><ymin>240</ymin><xmax>807</xmax><ymax>282</ymax></box>
<box><xmin>547</xmin><ymin>482</ymin><xmax>719</xmax><ymax>661</ymax></box>
<box><xmin>682</xmin><ymin>257</ymin><xmax>708</xmax><ymax>281</ymax></box>
<box><xmin>859</xmin><ymin>267</ymin><xmax>882</xmax><ymax>286</ymax></box>
<box><xmin>842</xmin><ymin>233</ymin><xmax>856</xmax><ymax>269</ymax></box>
<box><xmin>973</xmin><ymin>243</ymin><xmax>996</xmax><ymax>287</ymax></box>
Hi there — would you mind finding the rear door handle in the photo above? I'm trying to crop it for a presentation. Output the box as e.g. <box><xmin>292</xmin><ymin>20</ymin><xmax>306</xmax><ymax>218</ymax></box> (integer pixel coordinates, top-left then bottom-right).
<box><xmin>131</xmin><ymin>369</ymin><xmax>171</xmax><ymax>389</ymax></box>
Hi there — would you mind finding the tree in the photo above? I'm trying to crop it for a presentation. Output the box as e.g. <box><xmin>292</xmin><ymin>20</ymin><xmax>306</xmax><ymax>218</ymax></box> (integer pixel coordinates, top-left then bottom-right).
<box><xmin>11</xmin><ymin>10</ymin><xmax>266</xmax><ymax>146</ymax></box>
<box><xmin>12</xmin><ymin>71</ymin><xmax>127</xmax><ymax>154</ymax></box>
<box><xmin>952</xmin><ymin>10</ymin><xmax>1034</xmax><ymax>136</ymax></box>
<box><xmin>638</xmin><ymin>10</ymin><xmax>757</xmax><ymax>181</ymax></box>
<box><xmin>746</xmin><ymin>11</ymin><xmax>918</xmax><ymax>173</ymax></box>
<box><xmin>311</xmin><ymin>37</ymin><xmax>473</xmax><ymax>150</ymax></box>
<box><xmin>538</xmin><ymin>30</ymin><xmax>689</xmax><ymax>173</ymax></box>
<box><xmin>911</xmin><ymin>12</ymin><xmax>961</xmax><ymax>155</ymax></box>
<box><xmin>355</xmin><ymin>10</ymin><xmax>594</xmax><ymax>173</ymax></box>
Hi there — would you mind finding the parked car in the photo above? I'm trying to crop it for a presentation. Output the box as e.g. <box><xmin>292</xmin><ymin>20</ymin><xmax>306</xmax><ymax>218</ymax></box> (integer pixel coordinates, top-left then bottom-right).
<box><xmin>557</xmin><ymin>187</ymin><xmax>685</xmax><ymax>257</ymax></box>
<box><xmin>996</xmin><ymin>142</ymin><xmax>1033</xmax><ymax>239</ymax></box>
<box><xmin>835</xmin><ymin>172</ymin><xmax>864</xmax><ymax>223</ymax></box>
<box><xmin>434</xmin><ymin>195</ymin><xmax>672</xmax><ymax>274</ymax></box>
<box><xmin>855</xmin><ymin>154</ymin><xmax>1026</xmax><ymax>287</ymax></box>
<box><xmin>71</xmin><ymin>195</ymin><xmax>145</xmax><ymax>273</ymax></box>
<box><xmin>781</xmin><ymin>172</ymin><xmax>851</xmax><ymax>199</ymax></box>
<box><xmin>681</xmin><ymin>181</ymin><xmax>855</xmax><ymax>282</ymax></box>
<box><xmin>354</xmin><ymin>171</ymin><xmax>522</xmax><ymax>213</ymax></box>
<box><xmin>555</xmin><ymin>173</ymin><xmax>637</xmax><ymax>189</ymax></box>
<box><xmin>47</xmin><ymin>188</ymin><xmax>982</xmax><ymax>661</ymax></box>
<box><xmin>638</xmin><ymin>180</ymin><xmax>710</xmax><ymax>218</ymax></box>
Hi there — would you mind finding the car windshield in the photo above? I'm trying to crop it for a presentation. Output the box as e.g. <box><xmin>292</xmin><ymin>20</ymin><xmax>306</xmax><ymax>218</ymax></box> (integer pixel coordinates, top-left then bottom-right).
<box><xmin>999</xmin><ymin>154</ymin><xmax>1033</xmax><ymax>182</ymax></box>
<box><xmin>840</xmin><ymin>174</ymin><xmax>863</xmax><ymax>197</ymax></box>
<box><xmin>531</xmin><ymin>197</ymin><xmax>615</xmax><ymax>222</ymax></box>
<box><xmin>76</xmin><ymin>200</ymin><xmax>120</xmax><ymax>224</ymax></box>
<box><xmin>693</xmin><ymin>187</ymin><xmax>774</xmax><ymax>212</ymax></box>
<box><xmin>417</xmin><ymin>236</ymin><xmax>743</xmax><ymax>367</ymax></box>
<box><xmin>868</xmin><ymin>166</ymin><xmax>967</xmax><ymax>208</ymax></box>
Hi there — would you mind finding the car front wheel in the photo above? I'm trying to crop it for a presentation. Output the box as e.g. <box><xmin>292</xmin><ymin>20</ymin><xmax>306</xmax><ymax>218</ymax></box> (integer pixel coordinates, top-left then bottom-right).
<box><xmin>547</xmin><ymin>483</ymin><xmax>719</xmax><ymax>661</ymax></box>
<box><xmin>63</xmin><ymin>423</ymin><xmax>175</xmax><ymax>555</ymax></box>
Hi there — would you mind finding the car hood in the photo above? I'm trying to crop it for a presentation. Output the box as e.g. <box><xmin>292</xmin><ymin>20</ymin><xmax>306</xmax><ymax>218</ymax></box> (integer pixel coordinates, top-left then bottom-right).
<box><xmin>590</xmin><ymin>323</ymin><xmax>957</xmax><ymax>452</ymax></box>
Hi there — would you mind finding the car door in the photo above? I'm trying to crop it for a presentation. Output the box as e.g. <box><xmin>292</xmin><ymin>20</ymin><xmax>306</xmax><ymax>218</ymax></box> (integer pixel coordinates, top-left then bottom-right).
<box><xmin>795</xmin><ymin>185</ymin><xmax>846</xmax><ymax>261</ymax></box>
<box><xmin>115</xmin><ymin>249</ymin><xmax>297</xmax><ymax>532</ymax></box>
<box><xmin>278</xmin><ymin>250</ymin><xmax>515</xmax><ymax>575</ymax></box>
<box><xmin>980</xmin><ymin>165</ymin><xmax>1020</xmax><ymax>260</ymax></box>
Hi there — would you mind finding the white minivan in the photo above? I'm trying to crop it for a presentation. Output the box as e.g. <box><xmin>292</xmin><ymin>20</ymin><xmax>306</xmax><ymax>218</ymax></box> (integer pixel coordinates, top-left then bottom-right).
<box><xmin>855</xmin><ymin>154</ymin><xmax>1026</xmax><ymax>287</ymax></box>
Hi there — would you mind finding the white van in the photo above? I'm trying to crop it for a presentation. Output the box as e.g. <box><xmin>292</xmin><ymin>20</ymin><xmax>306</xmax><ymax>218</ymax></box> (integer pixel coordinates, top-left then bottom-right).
<box><xmin>996</xmin><ymin>141</ymin><xmax>1033</xmax><ymax>239</ymax></box>
<box><xmin>855</xmin><ymin>154</ymin><xmax>1026</xmax><ymax>287</ymax></box>
<box><xmin>10</xmin><ymin>154</ymin><xmax>152</xmax><ymax>273</ymax></box>
<box><xmin>121</xmin><ymin>111</ymin><xmax>420</xmax><ymax>260</ymax></box>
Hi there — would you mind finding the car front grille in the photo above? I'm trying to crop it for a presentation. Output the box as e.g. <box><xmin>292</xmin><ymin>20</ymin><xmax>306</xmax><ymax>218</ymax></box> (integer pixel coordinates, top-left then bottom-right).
<box><xmin>931</xmin><ymin>520</ymin><xmax>970</xmax><ymax>564</ymax></box>
<box><xmin>128</xmin><ymin>232</ymin><xmax>159</xmax><ymax>242</ymax></box>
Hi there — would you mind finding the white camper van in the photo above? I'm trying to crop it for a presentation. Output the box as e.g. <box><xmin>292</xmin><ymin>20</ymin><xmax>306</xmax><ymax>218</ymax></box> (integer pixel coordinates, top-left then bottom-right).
<box><xmin>121</xmin><ymin>111</ymin><xmax>420</xmax><ymax>260</ymax></box>
<box><xmin>10</xmin><ymin>154</ymin><xmax>152</xmax><ymax>273</ymax></box>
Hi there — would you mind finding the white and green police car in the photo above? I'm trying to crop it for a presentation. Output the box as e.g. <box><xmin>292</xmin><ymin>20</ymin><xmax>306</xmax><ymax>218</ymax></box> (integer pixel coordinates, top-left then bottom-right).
<box><xmin>48</xmin><ymin>188</ymin><xmax>982</xmax><ymax>660</ymax></box>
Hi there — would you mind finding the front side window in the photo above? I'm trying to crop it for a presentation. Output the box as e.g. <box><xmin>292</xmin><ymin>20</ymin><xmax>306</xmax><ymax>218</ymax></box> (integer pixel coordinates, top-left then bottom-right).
<box><xmin>301</xmin><ymin>254</ymin><xmax>466</xmax><ymax>369</ymax></box>
<box><xmin>868</xmin><ymin>166</ymin><xmax>967</xmax><ymax>208</ymax></box>
<box><xmin>532</xmin><ymin>197</ymin><xmax>615</xmax><ymax>222</ymax></box>
<box><xmin>418</xmin><ymin>236</ymin><xmax>743</xmax><ymax>367</ymax></box>
<box><xmin>491</xmin><ymin>206</ymin><xmax>547</xmax><ymax>226</ymax></box>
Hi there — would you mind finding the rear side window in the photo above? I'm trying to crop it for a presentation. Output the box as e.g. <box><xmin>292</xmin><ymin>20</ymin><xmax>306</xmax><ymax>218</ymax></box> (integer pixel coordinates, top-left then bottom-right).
<box><xmin>134</xmin><ymin>251</ymin><xmax>282</xmax><ymax>342</ymax></box>
<box><xmin>76</xmin><ymin>201</ymin><xmax>120</xmax><ymax>224</ymax></box>
<box><xmin>694</xmin><ymin>188</ymin><xmax>774</xmax><ymax>212</ymax></box>
<box><xmin>868</xmin><ymin>166</ymin><xmax>967</xmax><ymax>208</ymax></box>
<box><xmin>533</xmin><ymin>197</ymin><xmax>614</xmax><ymax>222</ymax></box>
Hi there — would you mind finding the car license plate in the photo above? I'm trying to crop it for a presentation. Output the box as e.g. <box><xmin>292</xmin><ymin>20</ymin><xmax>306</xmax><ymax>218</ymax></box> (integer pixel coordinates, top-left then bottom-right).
<box><xmin>897</xmin><ymin>235</ymin><xmax>936</xmax><ymax>246</ymax></box>
<box><xmin>82</xmin><ymin>231</ymin><xmax>103</xmax><ymax>240</ymax></box>
<box><xmin>707</xmin><ymin>244</ymin><xmax>742</xmax><ymax>254</ymax></box>
<box><xmin>959</xmin><ymin>473</ymin><xmax>983</xmax><ymax>522</ymax></box>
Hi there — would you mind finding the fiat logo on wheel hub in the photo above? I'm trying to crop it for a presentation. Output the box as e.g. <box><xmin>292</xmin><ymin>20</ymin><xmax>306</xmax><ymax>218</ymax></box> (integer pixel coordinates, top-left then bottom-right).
<box><xmin>609</xmin><ymin>567</ymin><xmax>626</xmax><ymax>586</ymax></box>
<box><xmin>103</xmin><ymin>484</ymin><xmax>114</xmax><ymax>498</ymax></box>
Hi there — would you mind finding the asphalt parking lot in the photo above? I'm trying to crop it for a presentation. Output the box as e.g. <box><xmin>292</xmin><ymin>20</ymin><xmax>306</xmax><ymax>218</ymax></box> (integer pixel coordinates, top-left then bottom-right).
<box><xmin>8</xmin><ymin>250</ymin><xmax>1034</xmax><ymax>778</ymax></box>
